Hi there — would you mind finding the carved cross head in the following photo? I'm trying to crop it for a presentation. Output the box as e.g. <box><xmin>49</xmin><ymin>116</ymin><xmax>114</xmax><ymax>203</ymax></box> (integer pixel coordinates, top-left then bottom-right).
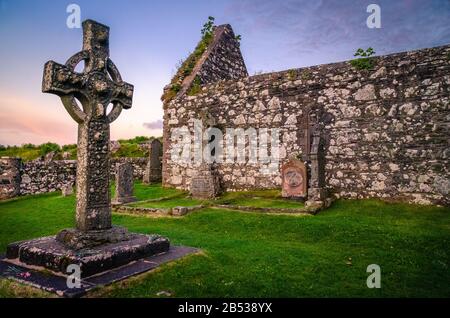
<box><xmin>42</xmin><ymin>20</ymin><xmax>134</xmax><ymax>124</ymax></box>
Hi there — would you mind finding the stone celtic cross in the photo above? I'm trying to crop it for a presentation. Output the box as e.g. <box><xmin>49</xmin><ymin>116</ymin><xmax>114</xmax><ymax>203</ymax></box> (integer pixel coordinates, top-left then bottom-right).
<box><xmin>42</xmin><ymin>20</ymin><xmax>134</xmax><ymax>232</ymax></box>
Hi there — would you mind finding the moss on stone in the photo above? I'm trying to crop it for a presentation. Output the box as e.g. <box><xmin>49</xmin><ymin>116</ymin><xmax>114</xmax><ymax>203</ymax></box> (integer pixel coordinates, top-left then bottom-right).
<box><xmin>162</xmin><ymin>24</ymin><xmax>215</xmax><ymax>103</ymax></box>
<box><xmin>287</xmin><ymin>69</ymin><xmax>297</xmax><ymax>81</ymax></box>
<box><xmin>187</xmin><ymin>76</ymin><xmax>202</xmax><ymax>96</ymax></box>
<box><xmin>301</xmin><ymin>70</ymin><xmax>312</xmax><ymax>80</ymax></box>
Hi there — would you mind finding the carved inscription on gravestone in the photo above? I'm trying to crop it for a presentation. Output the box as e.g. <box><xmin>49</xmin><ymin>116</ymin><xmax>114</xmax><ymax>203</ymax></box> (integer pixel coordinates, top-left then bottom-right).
<box><xmin>113</xmin><ymin>162</ymin><xmax>136</xmax><ymax>204</ymax></box>
<box><xmin>281</xmin><ymin>159</ymin><xmax>307</xmax><ymax>198</ymax></box>
<box><xmin>190</xmin><ymin>163</ymin><xmax>220</xmax><ymax>199</ymax></box>
<box><xmin>143</xmin><ymin>139</ymin><xmax>162</xmax><ymax>183</ymax></box>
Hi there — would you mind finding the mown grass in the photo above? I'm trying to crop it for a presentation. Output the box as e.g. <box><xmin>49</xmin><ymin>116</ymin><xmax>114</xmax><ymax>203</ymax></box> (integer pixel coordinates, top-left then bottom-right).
<box><xmin>216</xmin><ymin>189</ymin><xmax>304</xmax><ymax>208</ymax></box>
<box><xmin>0</xmin><ymin>184</ymin><xmax>449</xmax><ymax>298</ymax></box>
<box><xmin>130</xmin><ymin>198</ymin><xmax>205</xmax><ymax>209</ymax></box>
<box><xmin>120</xmin><ymin>182</ymin><xmax>186</xmax><ymax>201</ymax></box>
<box><xmin>219</xmin><ymin>198</ymin><xmax>304</xmax><ymax>209</ymax></box>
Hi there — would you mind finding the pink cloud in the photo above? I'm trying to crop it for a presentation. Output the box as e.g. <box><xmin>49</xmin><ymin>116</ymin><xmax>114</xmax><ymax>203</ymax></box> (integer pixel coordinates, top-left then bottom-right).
<box><xmin>0</xmin><ymin>94</ymin><xmax>76</xmax><ymax>145</ymax></box>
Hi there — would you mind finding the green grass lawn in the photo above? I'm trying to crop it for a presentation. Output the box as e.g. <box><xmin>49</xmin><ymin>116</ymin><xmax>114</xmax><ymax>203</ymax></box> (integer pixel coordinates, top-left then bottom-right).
<box><xmin>0</xmin><ymin>184</ymin><xmax>449</xmax><ymax>298</ymax></box>
<box><xmin>219</xmin><ymin>198</ymin><xmax>304</xmax><ymax>209</ymax></box>
<box><xmin>216</xmin><ymin>189</ymin><xmax>305</xmax><ymax>209</ymax></box>
<box><xmin>130</xmin><ymin>198</ymin><xmax>206</xmax><ymax>209</ymax></box>
<box><xmin>114</xmin><ymin>182</ymin><xmax>187</xmax><ymax>201</ymax></box>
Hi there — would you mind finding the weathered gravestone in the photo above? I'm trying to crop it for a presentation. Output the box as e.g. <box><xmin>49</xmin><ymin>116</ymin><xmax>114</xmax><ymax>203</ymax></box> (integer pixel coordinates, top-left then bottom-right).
<box><xmin>61</xmin><ymin>183</ymin><xmax>74</xmax><ymax>197</ymax></box>
<box><xmin>5</xmin><ymin>20</ymin><xmax>169</xmax><ymax>278</ymax></box>
<box><xmin>189</xmin><ymin>109</ymin><xmax>221</xmax><ymax>199</ymax></box>
<box><xmin>305</xmin><ymin>129</ymin><xmax>330</xmax><ymax>209</ymax></box>
<box><xmin>281</xmin><ymin>159</ymin><xmax>307</xmax><ymax>199</ymax></box>
<box><xmin>190</xmin><ymin>163</ymin><xmax>220</xmax><ymax>199</ymax></box>
<box><xmin>307</xmin><ymin>130</ymin><xmax>326</xmax><ymax>200</ymax></box>
<box><xmin>113</xmin><ymin>162</ymin><xmax>136</xmax><ymax>204</ymax></box>
<box><xmin>143</xmin><ymin>139</ymin><xmax>162</xmax><ymax>184</ymax></box>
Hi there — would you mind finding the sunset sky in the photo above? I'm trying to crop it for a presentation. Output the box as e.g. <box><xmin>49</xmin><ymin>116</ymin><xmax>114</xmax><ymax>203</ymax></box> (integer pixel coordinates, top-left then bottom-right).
<box><xmin>0</xmin><ymin>0</ymin><xmax>449</xmax><ymax>146</ymax></box>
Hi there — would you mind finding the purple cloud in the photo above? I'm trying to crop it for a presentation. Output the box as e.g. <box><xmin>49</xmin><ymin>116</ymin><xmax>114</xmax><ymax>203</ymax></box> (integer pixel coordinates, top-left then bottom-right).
<box><xmin>224</xmin><ymin>0</ymin><xmax>450</xmax><ymax>70</ymax></box>
<box><xmin>143</xmin><ymin>120</ymin><xmax>163</xmax><ymax>130</ymax></box>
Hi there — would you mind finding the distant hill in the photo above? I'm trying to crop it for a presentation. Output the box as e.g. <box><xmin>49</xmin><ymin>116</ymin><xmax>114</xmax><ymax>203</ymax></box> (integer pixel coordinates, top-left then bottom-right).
<box><xmin>0</xmin><ymin>136</ymin><xmax>162</xmax><ymax>161</ymax></box>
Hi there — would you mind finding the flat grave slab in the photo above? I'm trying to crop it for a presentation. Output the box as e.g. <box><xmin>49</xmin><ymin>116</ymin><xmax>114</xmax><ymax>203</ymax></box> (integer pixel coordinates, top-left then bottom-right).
<box><xmin>0</xmin><ymin>245</ymin><xmax>199</xmax><ymax>298</ymax></box>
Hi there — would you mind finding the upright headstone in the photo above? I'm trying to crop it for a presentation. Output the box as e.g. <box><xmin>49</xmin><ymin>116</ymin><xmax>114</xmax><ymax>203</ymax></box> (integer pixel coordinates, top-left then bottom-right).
<box><xmin>6</xmin><ymin>20</ymin><xmax>169</xmax><ymax>277</ymax></box>
<box><xmin>281</xmin><ymin>159</ymin><xmax>307</xmax><ymax>199</ymax></box>
<box><xmin>189</xmin><ymin>109</ymin><xmax>221</xmax><ymax>199</ymax></box>
<box><xmin>113</xmin><ymin>162</ymin><xmax>136</xmax><ymax>204</ymax></box>
<box><xmin>61</xmin><ymin>183</ymin><xmax>74</xmax><ymax>197</ymax></box>
<box><xmin>143</xmin><ymin>139</ymin><xmax>162</xmax><ymax>184</ymax></box>
<box><xmin>190</xmin><ymin>163</ymin><xmax>220</xmax><ymax>199</ymax></box>
<box><xmin>0</xmin><ymin>157</ymin><xmax>21</xmax><ymax>200</ymax></box>
<box><xmin>306</xmin><ymin>130</ymin><xmax>328</xmax><ymax>205</ymax></box>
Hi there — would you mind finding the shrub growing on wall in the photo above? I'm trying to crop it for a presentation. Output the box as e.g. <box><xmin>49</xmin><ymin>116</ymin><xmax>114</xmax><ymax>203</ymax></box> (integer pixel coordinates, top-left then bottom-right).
<box><xmin>351</xmin><ymin>47</ymin><xmax>376</xmax><ymax>70</ymax></box>
<box><xmin>162</xmin><ymin>17</ymin><xmax>216</xmax><ymax>102</ymax></box>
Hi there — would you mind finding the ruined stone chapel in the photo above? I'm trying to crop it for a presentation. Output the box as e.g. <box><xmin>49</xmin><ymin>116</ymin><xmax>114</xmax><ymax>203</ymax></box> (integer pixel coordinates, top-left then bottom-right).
<box><xmin>162</xmin><ymin>24</ymin><xmax>450</xmax><ymax>206</ymax></box>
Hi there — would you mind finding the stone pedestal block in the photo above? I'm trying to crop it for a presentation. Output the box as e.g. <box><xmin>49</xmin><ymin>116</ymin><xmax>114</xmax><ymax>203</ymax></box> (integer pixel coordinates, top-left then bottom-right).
<box><xmin>6</xmin><ymin>232</ymin><xmax>169</xmax><ymax>278</ymax></box>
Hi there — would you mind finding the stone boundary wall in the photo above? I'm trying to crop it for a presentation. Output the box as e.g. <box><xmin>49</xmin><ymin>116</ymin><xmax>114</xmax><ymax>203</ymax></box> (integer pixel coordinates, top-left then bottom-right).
<box><xmin>0</xmin><ymin>157</ymin><xmax>147</xmax><ymax>197</ymax></box>
<box><xmin>163</xmin><ymin>44</ymin><xmax>450</xmax><ymax>206</ymax></box>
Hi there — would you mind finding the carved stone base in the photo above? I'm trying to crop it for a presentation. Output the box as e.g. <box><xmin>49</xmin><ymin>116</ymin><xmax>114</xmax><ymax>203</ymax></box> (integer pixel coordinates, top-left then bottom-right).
<box><xmin>56</xmin><ymin>226</ymin><xmax>131</xmax><ymax>250</ymax></box>
<box><xmin>305</xmin><ymin>187</ymin><xmax>334</xmax><ymax>211</ymax></box>
<box><xmin>6</xmin><ymin>231</ymin><xmax>170</xmax><ymax>278</ymax></box>
<box><xmin>307</xmin><ymin>187</ymin><xmax>328</xmax><ymax>201</ymax></box>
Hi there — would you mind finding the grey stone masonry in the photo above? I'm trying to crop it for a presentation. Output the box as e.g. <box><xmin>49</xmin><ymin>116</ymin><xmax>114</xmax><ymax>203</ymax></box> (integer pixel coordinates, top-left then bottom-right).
<box><xmin>20</xmin><ymin>160</ymin><xmax>77</xmax><ymax>196</ymax></box>
<box><xmin>163</xmin><ymin>27</ymin><xmax>450</xmax><ymax>206</ymax></box>
<box><xmin>5</xmin><ymin>157</ymin><xmax>145</xmax><ymax>197</ymax></box>
<box><xmin>194</xmin><ymin>24</ymin><xmax>248</xmax><ymax>86</ymax></box>
<box><xmin>0</xmin><ymin>157</ymin><xmax>146</xmax><ymax>199</ymax></box>
<box><xmin>0</xmin><ymin>157</ymin><xmax>21</xmax><ymax>200</ymax></box>
<box><xmin>168</xmin><ymin>24</ymin><xmax>249</xmax><ymax>99</ymax></box>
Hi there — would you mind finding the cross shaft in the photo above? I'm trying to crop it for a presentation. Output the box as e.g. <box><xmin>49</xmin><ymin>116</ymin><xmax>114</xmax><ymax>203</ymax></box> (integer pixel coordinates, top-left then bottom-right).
<box><xmin>42</xmin><ymin>20</ymin><xmax>134</xmax><ymax>231</ymax></box>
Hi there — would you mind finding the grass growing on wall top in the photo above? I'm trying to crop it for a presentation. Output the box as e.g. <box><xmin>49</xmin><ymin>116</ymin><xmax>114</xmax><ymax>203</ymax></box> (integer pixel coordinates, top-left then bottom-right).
<box><xmin>162</xmin><ymin>17</ymin><xmax>216</xmax><ymax>102</ymax></box>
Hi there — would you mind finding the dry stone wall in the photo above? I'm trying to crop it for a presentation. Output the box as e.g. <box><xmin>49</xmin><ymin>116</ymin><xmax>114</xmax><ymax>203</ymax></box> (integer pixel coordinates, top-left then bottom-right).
<box><xmin>21</xmin><ymin>160</ymin><xmax>77</xmax><ymax>195</ymax></box>
<box><xmin>163</xmin><ymin>44</ymin><xmax>450</xmax><ymax>206</ymax></box>
<box><xmin>0</xmin><ymin>157</ymin><xmax>147</xmax><ymax>197</ymax></box>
